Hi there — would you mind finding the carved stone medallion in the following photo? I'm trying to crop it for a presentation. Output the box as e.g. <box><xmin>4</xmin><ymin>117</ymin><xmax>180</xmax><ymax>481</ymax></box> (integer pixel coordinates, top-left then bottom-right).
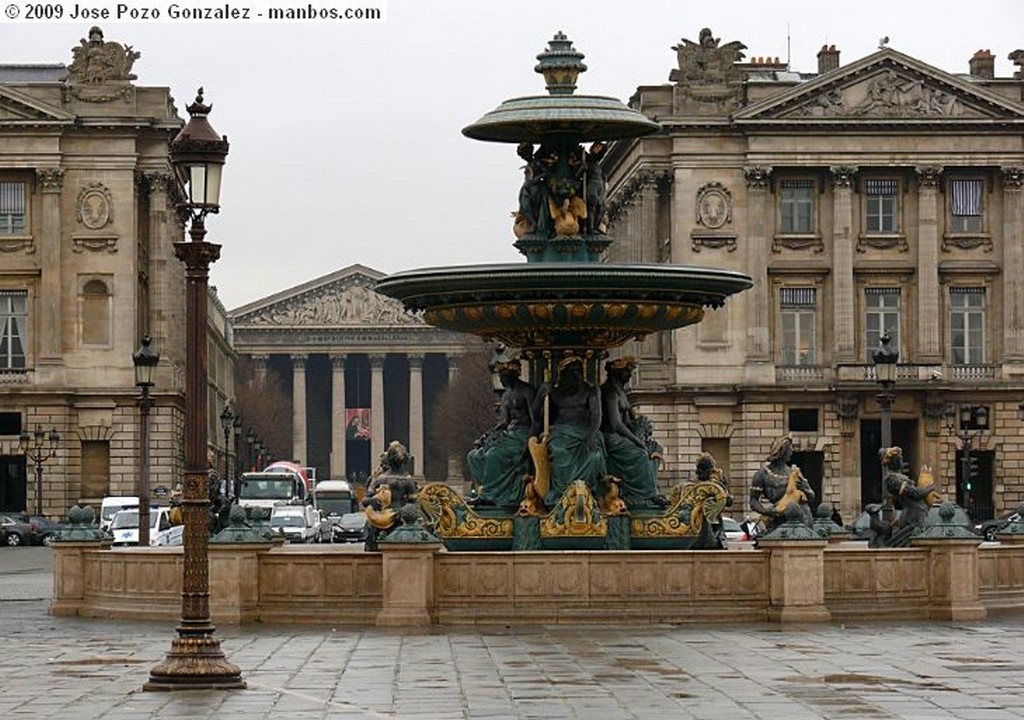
<box><xmin>77</xmin><ymin>183</ymin><xmax>113</xmax><ymax>229</ymax></box>
<box><xmin>695</xmin><ymin>182</ymin><xmax>732</xmax><ymax>229</ymax></box>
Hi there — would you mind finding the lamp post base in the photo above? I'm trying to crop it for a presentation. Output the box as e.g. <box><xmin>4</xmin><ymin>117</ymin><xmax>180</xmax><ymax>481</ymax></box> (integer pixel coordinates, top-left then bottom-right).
<box><xmin>144</xmin><ymin>631</ymin><xmax>245</xmax><ymax>691</ymax></box>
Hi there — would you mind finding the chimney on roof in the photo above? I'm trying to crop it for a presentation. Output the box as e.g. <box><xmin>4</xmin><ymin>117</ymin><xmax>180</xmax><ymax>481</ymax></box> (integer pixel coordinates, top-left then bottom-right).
<box><xmin>817</xmin><ymin>45</ymin><xmax>840</xmax><ymax>74</ymax></box>
<box><xmin>970</xmin><ymin>49</ymin><xmax>995</xmax><ymax>79</ymax></box>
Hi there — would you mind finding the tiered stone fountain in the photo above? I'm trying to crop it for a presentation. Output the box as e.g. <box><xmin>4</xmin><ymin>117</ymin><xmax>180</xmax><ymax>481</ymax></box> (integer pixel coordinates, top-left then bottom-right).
<box><xmin>377</xmin><ymin>33</ymin><xmax>752</xmax><ymax>550</ymax></box>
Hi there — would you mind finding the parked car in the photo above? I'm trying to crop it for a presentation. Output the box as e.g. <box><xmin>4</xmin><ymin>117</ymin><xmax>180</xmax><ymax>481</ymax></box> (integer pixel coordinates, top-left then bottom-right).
<box><xmin>720</xmin><ymin>516</ymin><xmax>752</xmax><ymax>543</ymax></box>
<box><xmin>1</xmin><ymin>514</ymin><xmax>39</xmax><ymax>546</ymax></box>
<box><xmin>109</xmin><ymin>507</ymin><xmax>183</xmax><ymax>547</ymax></box>
<box><xmin>977</xmin><ymin>512</ymin><xmax>1022</xmax><ymax>541</ymax></box>
<box><xmin>334</xmin><ymin>512</ymin><xmax>368</xmax><ymax>543</ymax></box>
<box><xmin>11</xmin><ymin>514</ymin><xmax>62</xmax><ymax>545</ymax></box>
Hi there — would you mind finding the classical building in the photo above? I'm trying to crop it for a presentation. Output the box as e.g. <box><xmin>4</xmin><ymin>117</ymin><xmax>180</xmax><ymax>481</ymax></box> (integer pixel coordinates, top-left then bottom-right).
<box><xmin>0</xmin><ymin>29</ymin><xmax>232</xmax><ymax>515</ymax></box>
<box><xmin>605</xmin><ymin>31</ymin><xmax>1024</xmax><ymax>522</ymax></box>
<box><xmin>229</xmin><ymin>264</ymin><xmax>473</xmax><ymax>483</ymax></box>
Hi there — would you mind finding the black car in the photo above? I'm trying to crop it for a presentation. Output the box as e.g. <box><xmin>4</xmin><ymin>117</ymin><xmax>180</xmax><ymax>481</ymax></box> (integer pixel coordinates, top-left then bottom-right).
<box><xmin>977</xmin><ymin>512</ymin><xmax>1021</xmax><ymax>541</ymax></box>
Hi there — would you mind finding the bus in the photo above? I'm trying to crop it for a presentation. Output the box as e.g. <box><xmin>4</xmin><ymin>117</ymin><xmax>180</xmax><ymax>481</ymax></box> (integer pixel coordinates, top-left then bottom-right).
<box><xmin>312</xmin><ymin>479</ymin><xmax>357</xmax><ymax>542</ymax></box>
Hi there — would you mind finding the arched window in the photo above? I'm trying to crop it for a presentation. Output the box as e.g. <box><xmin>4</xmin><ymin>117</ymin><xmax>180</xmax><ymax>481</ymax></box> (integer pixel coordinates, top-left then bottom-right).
<box><xmin>82</xmin><ymin>279</ymin><xmax>110</xmax><ymax>345</ymax></box>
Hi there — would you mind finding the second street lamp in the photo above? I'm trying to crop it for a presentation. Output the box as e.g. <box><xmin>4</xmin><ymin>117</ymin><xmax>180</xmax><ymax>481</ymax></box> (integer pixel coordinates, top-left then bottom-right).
<box><xmin>133</xmin><ymin>336</ymin><xmax>160</xmax><ymax>547</ymax></box>
<box><xmin>19</xmin><ymin>426</ymin><xmax>60</xmax><ymax>517</ymax></box>
<box><xmin>219</xmin><ymin>404</ymin><xmax>234</xmax><ymax>493</ymax></box>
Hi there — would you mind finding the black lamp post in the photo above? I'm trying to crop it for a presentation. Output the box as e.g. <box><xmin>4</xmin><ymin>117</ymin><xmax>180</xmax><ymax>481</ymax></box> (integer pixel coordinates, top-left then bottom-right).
<box><xmin>219</xmin><ymin>404</ymin><xmax>234</xmax><ymax>493</ymax></box>
<box><xmin>246</xmin><ymin>428</ymin><xmax>256</xmax><ymax>472</ymax></box>
<box><xmin>146</xmin><ymin>89</ymin><xmax>243</xmax><ymax>691</ymax></box>
<box><xmin>19</xmin><ymin>425</ymin><xmax>59</xmax><ymax>517</ymax></box>
<box><xmin>872</xmin><ymin>331</ymin><xmax>899</xmax><ymax>452</ymax></box>
<box><xmin>231</xmin><ymin>415</ymin><xmax>242</xmax><ymax>498</ymax></box>
<box><xmin>133</xmin><ymin>336</ymin><xmax>160</xmax><ymax>547</ymax></box>
<box><xmin>945</xmin><ymin>403</ymin><xmax>988</xmax><ymax>518</ymax></box>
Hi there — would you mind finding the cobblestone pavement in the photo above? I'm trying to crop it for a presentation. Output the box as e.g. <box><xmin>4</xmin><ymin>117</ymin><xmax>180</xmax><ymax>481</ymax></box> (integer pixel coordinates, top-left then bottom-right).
<box><xmin>3</xmin><ymin>547</ymin><xmax>1024</xmax><ymax>719</ymax></box>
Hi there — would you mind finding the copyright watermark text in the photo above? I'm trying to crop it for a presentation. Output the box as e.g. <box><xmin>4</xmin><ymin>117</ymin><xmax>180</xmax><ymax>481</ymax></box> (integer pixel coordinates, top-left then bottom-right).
<box><xmin>2</xmin><ymin>1</ymin><xmax>387</xmax><ymax>22</ymax></box>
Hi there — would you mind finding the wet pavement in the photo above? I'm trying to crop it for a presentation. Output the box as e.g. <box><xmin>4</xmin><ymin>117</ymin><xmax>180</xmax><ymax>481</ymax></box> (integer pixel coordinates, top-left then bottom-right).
<box><xmin>2</xmin><ymin>546</ymin><xmax>1024</xmax><ymax>719</ymax></box>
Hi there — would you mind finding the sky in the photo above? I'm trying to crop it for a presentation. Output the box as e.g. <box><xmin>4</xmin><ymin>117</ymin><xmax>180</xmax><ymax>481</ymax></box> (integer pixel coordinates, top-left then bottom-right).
<box><xmin>2</xmin><ymin>0</ymin><xmax>1022</xmax><ymax>311</ymax></box>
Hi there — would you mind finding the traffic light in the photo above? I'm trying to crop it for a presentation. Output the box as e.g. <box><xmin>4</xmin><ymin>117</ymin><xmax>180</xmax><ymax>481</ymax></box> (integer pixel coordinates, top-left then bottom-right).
<box><xmin>964</xmin><ymin>453</ymin><xmax>980</xmax><ymax>492</ymax></box>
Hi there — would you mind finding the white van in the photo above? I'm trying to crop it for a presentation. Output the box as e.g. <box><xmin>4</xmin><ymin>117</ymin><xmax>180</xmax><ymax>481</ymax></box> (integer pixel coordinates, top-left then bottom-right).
<box><xmin>109</xmin><ymin>507</ymin><xmax>183</xmax><ymax>547</ymax></box>
<box><xmin>99</xmin><ymin>496</ymin><xmax>139</xmax><ymax>533</ymax></box>
<box><xmin>269</xmin><ymin>504</ymin><xmax>322</xmax><ymax>543</ymax></box>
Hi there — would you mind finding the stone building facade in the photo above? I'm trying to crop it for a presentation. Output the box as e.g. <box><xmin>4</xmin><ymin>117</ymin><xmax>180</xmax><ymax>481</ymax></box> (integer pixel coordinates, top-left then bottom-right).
<box><xmin>229</xmin><ymin>264</ymin><xmax>473</xmax><ymax>484</ymax></box>
<box><xmin>605</xmin><ymin>32</ymin><xmax>1024</xmax><ymax>522</ymax></box>
<box><xmin>0</xmin><ymin>29</ymin><xmax>231</xmax><ymax>515</ymax></box>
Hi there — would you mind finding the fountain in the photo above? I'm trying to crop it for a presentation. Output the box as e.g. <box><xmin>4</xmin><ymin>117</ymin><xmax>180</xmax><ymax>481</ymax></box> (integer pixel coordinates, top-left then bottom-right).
<box><xmin>376</xmin><ymin>33</ymin><xmax>753</xmax><ymax>550</ymax></box>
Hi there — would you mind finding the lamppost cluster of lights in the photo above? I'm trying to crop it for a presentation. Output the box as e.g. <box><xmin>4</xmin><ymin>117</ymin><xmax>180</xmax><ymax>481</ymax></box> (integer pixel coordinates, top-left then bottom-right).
<box><xmin>19</xmin><ymin>426</ymin><xmax>60</xmax><ymax>517</ymax></box>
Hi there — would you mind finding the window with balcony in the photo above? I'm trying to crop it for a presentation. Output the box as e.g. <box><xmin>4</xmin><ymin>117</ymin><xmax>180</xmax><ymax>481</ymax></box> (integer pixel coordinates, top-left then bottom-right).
<box><xmin>780</xmin><ymin>287</ymin><xmax>816</xmax><ymax>366</ymax></box>
<box><xmin>0</xmin><ymin>290</ymin><xmax>27</xmax><ymax>370</ymax></box>
<box><xmin>949</xmin><ymin>287</ymin><xmax>985</xmax><ymax>365</ymax></box>
<box><xmin>864</xmin><ymin>179</ymin><xmax>899</xmax><ymax>234</ymax></box>
<box><xmin>0</xmin><ymin>181</ymin><xmax>27</xmax><ymax>235</ymax></box>
<box><xmin>865</xmin><ymin>288</ymin><xmax>901</xmax><ymax>361</ymax></box>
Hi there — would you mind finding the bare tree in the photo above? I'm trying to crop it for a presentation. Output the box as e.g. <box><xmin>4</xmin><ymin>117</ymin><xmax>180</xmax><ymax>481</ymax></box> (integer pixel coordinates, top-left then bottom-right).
<box><xmin>429</xmin><ymin>342</ymin><xmax>502</xmax><ymax>481</ymax></box>
<box><xmin>233</xmin><ymin>357</ymin><xmax>291</xmax><ymax>470</ymax></box>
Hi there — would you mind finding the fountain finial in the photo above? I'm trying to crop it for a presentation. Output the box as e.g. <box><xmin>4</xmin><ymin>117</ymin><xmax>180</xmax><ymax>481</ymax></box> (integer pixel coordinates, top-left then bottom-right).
<box><xmin>535</xmin><ymin>31</ymin><xmax>587</xmax><ymax>95</ymax></box>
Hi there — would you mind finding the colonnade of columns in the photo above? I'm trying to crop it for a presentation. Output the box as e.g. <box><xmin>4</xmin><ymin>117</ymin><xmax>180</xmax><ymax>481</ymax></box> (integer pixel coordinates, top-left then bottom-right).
<box><xmin>250</xmin><ymin>351</ymin><xmax>458</xmax><ymax>480</ymax></box>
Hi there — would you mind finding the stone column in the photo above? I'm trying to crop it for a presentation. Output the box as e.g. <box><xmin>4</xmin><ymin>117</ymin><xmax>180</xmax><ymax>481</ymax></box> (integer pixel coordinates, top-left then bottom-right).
<box><xmin>36</xmin><ymin>168</ymin><xmax>64</xmax><ymax>363</ymax></box>
<box><xmin>744</xmin><ymin>167</ymin><xmax>772</xmax><ymax>362</ymax></box>
<box><xmin>916</xmin><ymin>167</ymin><xmax>942</xmax><ymax>362</ymax></box>
<box><xmin>912</xmin><ymin>537</ymin><xmax>986</xmax><ymax>621</ymax></box>
<box><xmin>143</xmin><ymin>171</ymin><xmax>172</xmax><ymax>349</ymax></box>
<box><xmin>831</xmin><ymin>167</ymin><xmax>857</xmax><ymax>362</ymax></box>
<box><xmin>757</xmin><ymin>535</ymin><xmax>831</xmax><ymax>623</ymax></box>
<box><xmin>252</xmin><ymin>354</ymin><xmax>269</xmax><ymax>386</ymax></box>
<box><xmin>1002</xmin><ymin>167</ymin><xmax>1024</xmax><ymax>361</ymax></box>
<box><xmin>408</xmin><ymin>354</ymin><xmax>425</xmax><ymax>477</ymax></box>
<box><xmin>291</xmin><ymin>355</ymin><xmax>308</xmax><ymax>463</ymax></box>
<box><xmin>370</xmin><ymin>353</ymin><xmax>386</xmax><ymax>463</ymax></box>
<box><xmin>375</xmin><ymin>540</ymin><xmax>442</xmax><ymax>627</ymax></box>
<box><xmin>330</xmin><ymin>355</ymin><xmax>347</xmax><ymax>481</ymax></box>
<box><xmin>444</xmin><ymin>354</ymin><xmax>460</xmax><ymax>481</ymax></box>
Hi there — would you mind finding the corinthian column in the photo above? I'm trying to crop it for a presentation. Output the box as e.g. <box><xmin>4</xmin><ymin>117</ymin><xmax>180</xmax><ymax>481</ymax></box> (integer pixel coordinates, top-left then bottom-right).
<box><xmin>1002</xmin><ymin>167</ymin><xmax>1024</xmax><ymax>360</ymax></box>
<box><xmin>408</xmin><ymin>354</ymin><xmax>425</xmax><ymax>477</ymax></box>
<box><xmin>370</xmin><ymin>354</ymin><xmax>386</xmax><ymax>463</ymax></box>
<box><xmin>916</xmin><ymin>167</ymin><xmax>942</xmax><ymax>362</ymax></box>
<box><xmin>744</xmin><ymin>167</ymin><xmax>772</xmax><ymax>361</ymax></box>
<box><xmin>291</xmin><ymin>355</ymin><xmax>308</xmax><ymax>463</ymax></box>
<box><xmin>330</xmin><ymin>355</ymin><xmax>347</xmax><ymax>480</ymax></box>
<box><xmin>831</xmin><ymin>167</ymin><xmax>857</xmax><ymax>362</ymax></box>
<box><xmin>36</xmin><ymin>168</ymin><xmax>64</xmax><ymax>362</ymax></box>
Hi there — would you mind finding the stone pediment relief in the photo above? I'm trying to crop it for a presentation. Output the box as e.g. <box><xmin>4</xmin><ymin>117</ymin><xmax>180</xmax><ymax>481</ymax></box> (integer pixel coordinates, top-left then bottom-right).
<box><xmin>237</xmin><ymin>275</ymin><xmax>422</xmax><ymax>327</ymax></box>
<box><xmin>780</xmin><ymin>69</ymin><xmax>980</xmax><ymax>120</ymax></box>
<box><xmin>0</xmin><ymin>88</ymin><xmax>75</xmax><ymax>124</ymax></box>
<box><xmin>737</xmin><ymin>50</ymin><xmax>1024</xmax><ymax>123</ymax></box>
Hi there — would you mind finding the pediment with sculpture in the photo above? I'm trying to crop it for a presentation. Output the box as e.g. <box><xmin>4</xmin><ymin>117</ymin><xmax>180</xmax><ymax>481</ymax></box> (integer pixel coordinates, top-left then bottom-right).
<box><xmin>737</xmin><ymin>51</ymin><xmax>1024</xmax><ymax>123</ymax></box>
<box><xmin>233</xmin><ymin>271</ymin><xmax>423</xmax><ymax>328</ymax></box>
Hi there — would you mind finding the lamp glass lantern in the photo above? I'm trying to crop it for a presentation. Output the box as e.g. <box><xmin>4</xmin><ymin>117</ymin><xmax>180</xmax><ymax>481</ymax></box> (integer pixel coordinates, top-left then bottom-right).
<box><xmin>133</xmin><ymin>336</ymin><xmax>160</xmax><ymax>388</ymax></box>
<box><xmin>170</xmin><ymin>89</ymin><xmax>229</xmax><ymax>216</ymax></box>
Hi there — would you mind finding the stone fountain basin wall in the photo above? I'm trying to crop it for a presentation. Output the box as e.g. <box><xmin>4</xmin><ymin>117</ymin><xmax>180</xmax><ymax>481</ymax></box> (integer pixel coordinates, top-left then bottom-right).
<box><xmin>49</xmin><ymin>541</ymin><xmax>1024</xmax><ymax>626</ymax></box>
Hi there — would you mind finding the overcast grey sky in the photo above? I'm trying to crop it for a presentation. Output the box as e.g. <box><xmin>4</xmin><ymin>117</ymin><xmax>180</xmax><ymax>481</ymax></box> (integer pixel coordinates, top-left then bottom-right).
<box><xmin>3</xmin><ymin>0</ymin><xmax>1022</xmax><ymax>310</ymax></box>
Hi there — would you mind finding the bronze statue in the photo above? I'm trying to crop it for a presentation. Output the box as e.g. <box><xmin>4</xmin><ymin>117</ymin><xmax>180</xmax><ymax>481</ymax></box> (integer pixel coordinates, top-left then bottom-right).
<box><xmin>467</xmin><ymin>359</ymin><xmax>535</xmax><ymax>508</ymax></box>
<box><xmin>866</xmin><ymin>446</ymin><xmax>938</xmax><ymax>547</ymax></box>
<box><xmin>362</xmin><ymin>440</ymin><xmax>419</xmax><ymax>550</ymax></box>
<box><xmin>749</xmin><ymin>435</ymin><xmax>814</xmax><ymax>533</ymax></box>
<box><xmin>600</xmin><ymin>357</ymin><xmax>665</xmax><ymax>508</ymax></box>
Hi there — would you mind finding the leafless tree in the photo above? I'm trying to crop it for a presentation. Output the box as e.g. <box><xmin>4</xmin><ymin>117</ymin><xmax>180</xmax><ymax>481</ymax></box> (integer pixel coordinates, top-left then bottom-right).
<box><xmin>233</xmin><ymin>357</ymin><xmax>291</xmax><ymax>469</ymax></box>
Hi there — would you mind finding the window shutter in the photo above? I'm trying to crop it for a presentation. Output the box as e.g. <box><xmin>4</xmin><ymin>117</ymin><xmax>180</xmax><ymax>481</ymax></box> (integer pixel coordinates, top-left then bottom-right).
<box><xmin>865</xmin><ymin>179</ymin><xmax>898</xmax><ymax>195</ymax></box>
<box><xmin>780</xmin><ymin>287</ymin><xmax>816</xmax><ymax>307</ymax></box>
<box><xmin>950</xmin><ymin>180</ymin><xmax>982</xmax><ymax>216</ymax></box>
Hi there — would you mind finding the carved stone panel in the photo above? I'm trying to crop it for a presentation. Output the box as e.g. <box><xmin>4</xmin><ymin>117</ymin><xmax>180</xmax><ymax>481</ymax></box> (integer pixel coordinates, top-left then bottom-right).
<box><xmin>77</xmin><ymin>183</ymin><xmax>113</xmax><ymax>229</ymax></box>
<box><xmin>241</xmin><ymin>276</ymin><xmax>423</xmax><ymax>327</ymax></box>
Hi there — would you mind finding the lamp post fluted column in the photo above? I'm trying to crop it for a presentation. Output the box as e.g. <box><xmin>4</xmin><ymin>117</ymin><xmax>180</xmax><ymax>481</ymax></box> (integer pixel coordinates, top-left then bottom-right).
<box><xmin>146</xmin><ymin>89</ymin><xmax>243</xmax><ymax>691</ymax></box>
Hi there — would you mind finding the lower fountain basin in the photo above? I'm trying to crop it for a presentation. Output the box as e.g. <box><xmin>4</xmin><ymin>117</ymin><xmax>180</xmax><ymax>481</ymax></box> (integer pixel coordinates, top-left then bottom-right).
<box><xmin>376</xmin><ymin>262</ymin><xmax>753</xmax><ymax>349</ymax></box>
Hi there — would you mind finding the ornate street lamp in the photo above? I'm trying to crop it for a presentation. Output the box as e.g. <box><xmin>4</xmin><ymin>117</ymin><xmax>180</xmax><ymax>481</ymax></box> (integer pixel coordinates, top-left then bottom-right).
<box><xmin>146</xmin><ymin>89</ymin><xmax>243</xmax><ymax>691</ymax></box>
<box><xmin>871</xmin><ymin>331</ymin><xmax>899</xmax><ymax>452</ymax></box>
<box><xmin>219</xmin><ymin>404</ymin><xmax>234</xmax><ymax>492</ymax></box>
<box><xmin>231</xmin><ymin>414</ymin><xmax>242</xmax><ymax>498</ymax></box>
<box><xmin>133</xmin><ymin>336</ymin><xmax>160</xmax><ymax>547</ymax></box>
<box><xmin>19</xmin><ymin>425</ymin><xmax>59</xmax><ymax>517</ymax></box>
